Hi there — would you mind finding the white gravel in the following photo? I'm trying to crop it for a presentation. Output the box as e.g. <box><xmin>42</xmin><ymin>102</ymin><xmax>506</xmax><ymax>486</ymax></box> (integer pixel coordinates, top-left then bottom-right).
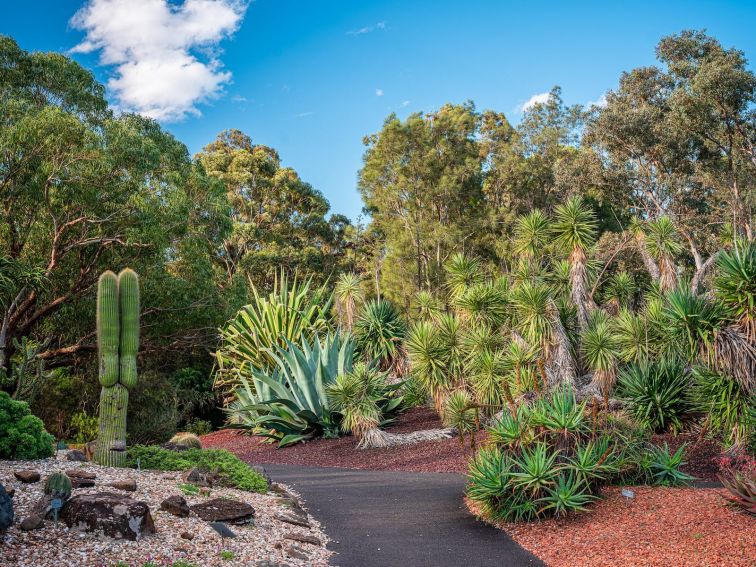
<box><xmin>0</xmin><ymin>451</ymin><xmax>332</xmax><ymax>567</ymax></box>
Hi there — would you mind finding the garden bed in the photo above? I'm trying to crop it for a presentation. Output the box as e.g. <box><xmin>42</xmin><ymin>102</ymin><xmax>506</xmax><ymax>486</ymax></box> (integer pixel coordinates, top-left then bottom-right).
<box><xmin>468</xmin><ymin>486</ymin><xmax>755</xmax><ymax>567</ymax></box>
<box><xmin>0</xmin><ymin>452</ymin><xmax>331</xmax><ymax>567</ymax></box>
<box><xmin>203</xmin><ymin>407</ymin><xmax>480</xmax><ymax>473</ymax></box>
<box><xmin>204</xmin><ymin>407</ymin><xmax>727</xmax><ymax>480</ymax></box>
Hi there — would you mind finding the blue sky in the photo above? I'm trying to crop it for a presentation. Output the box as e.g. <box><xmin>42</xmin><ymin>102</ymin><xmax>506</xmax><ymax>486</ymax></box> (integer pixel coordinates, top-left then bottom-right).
<box><xmin>3</xmin><ymin>0</ymin><xmax>756</xmax><ymax>220</ymax></box>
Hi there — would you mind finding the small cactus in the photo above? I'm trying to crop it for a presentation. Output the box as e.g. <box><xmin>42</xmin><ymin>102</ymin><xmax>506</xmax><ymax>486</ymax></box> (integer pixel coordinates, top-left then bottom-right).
<box><xmin>44</xmin><ymin>472</ymin><xmax>72</xmax><ymax>501</ymax></box>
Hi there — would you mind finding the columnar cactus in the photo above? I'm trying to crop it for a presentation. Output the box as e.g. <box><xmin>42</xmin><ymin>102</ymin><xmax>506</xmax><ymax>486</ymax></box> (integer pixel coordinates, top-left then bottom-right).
<box><xmin>94</xmin><ymin>269</ymin><xmax>140</xmax><ymax>467</ymax></box>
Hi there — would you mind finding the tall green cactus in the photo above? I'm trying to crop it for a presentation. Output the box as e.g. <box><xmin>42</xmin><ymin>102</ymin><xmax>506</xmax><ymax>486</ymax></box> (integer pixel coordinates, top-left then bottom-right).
<box><xmin>94</xmin><ymin>269</ymin><xmax>140</xmax><ymax>467</ymax></box>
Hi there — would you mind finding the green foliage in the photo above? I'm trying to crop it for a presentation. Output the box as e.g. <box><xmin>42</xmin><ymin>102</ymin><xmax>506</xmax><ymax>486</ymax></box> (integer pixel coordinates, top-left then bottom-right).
<box><xmin>690</xmin><ymin>367</ymin><xmax>754</xmax><ymax>447</ymax></box>
<box><xmin>178</xmin><ymin>483</ymin><xmax>200</xmax><ymax>496</ymax></box>
<box><xmin>638</xmin><ymin>443</ymin><xmax>694</xmax><ymax>486</ymax></box>
<box><xmin>443</xmin><ymin>390</ymin><xmax>478</xmax><ymax>437</ymax></box>
<box><xmin>715</xmin><ymin>241</ymin><xmax>756</xmax><ymax>339</ymax></box>
<box><xmin>551</xmin><ymin>196</ymin><xmax>597</xmax><ymax>253</ymax></box>
<box><xmin>127</xmin><ymin>371</ymin><xmax>180</xmax><ymax>445</ymax></box>
<box><xmin>663</xmin><ymin>288</ymin><xmax>728</xmax><ymax>361</ymax></box>
<box><xmin>228</xmin><ymin>333</ymin><xmax>353</xmax><ymax>446</ymax></box>
<box><xmin>353</xmin><ymin>299</ymin><xmax>407</xmax><ymax>371</ymax></box>
<box><xmin>70</xmin><ymin>411</ymin><xmax>99</xmax><ymax>444</ymax></box>
<box><xmin>220</xmin><ymin>551</ymin><xmax>235</xmax><ymax>561</ymax></box>
<box><xmin>214</xmin><ymin>273</ymin><xmax>332</xmax><ymax>395</ymax></box>
<box><xmin>617</xmin><ymin>358</ymin><xmax>689</xmax><ymax>433</ymax></box>
<box><xmin>0</xmin><ymin>391</ymin><xmax>54</xmax><ymax>459</ymax></box>
<box><xmin>327</xmin><ymin>362</ymin><xmax>403</xmax><ymax>437</ymax></box>
<box><xmin>185</xmin><ymin>418</ymin><xmax>213</xmax><ymax>436</ymax></box>
<box><xmin>126</xmin><ymin>445</ymin><xmax>268</xmax><ymax>492</ymax></box>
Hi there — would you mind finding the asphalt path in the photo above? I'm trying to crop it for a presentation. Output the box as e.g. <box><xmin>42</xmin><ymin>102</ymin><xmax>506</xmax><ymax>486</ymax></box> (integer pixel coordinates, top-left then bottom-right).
<box><xmin>262</xmin><ymin>464</ymin><xmax>546</xmax><ymax>567</ymax></box>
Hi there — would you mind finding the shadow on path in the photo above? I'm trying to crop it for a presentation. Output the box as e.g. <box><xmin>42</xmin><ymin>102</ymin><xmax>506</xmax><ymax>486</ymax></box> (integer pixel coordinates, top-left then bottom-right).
<box><xmin>262</xmin><ymin>464</ymin><xmax>546</xmax><ymax>567</ymax></box>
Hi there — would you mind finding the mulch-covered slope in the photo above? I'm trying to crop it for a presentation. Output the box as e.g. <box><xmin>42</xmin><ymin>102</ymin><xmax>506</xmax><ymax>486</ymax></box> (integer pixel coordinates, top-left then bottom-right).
<box><xmin>470</xmin><ymin>486</ymin><xmax>756</xmax><ymax>567</ymax></box>
<box><xmin>203</xmin><ymin>407</ymin><xmax>723</xmax><ymax>479</ymax></box>
<box><xmin>202</xmin><ymin>407</ymin><xmax>479</xmax><ymax>473</ymax></box>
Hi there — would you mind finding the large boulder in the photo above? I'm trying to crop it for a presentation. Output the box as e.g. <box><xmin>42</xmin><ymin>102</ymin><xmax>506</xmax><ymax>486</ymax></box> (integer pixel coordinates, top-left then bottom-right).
<box><xmin>0</xmin><ymin>482</ymin><xmax>13</xmax><ymax>531</ymax></box>
<box><xmin>14</xmin><ymin>470</ymin><xmax>40</xmax><ymax>483</ymax></box>
<box><xmin>190</xmin><ymin>498</ymin><xmax>255</xmax><ymax>525</ymax></box>
<box><xmin>160</xmin><ymin>495</ymin><xmax>190</xmax><ymax>517</ymax></box>
<box><xmin>60</xmin><ymin>492</ymin><xmax>155</xmax><ymax>540</ymax></box>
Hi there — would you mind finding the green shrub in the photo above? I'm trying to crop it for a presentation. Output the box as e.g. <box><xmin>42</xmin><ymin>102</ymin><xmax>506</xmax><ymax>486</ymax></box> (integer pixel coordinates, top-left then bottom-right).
<box><xmin>70</xmin><ymin>411</ymin><xmax>99</xmax><ymax>444</ymax></box>
<box><xmin>617</xmin><ymin>358</ymin><xmax>689</xmax><ymax>433</ymax></box>
<box><xmin>126</xmin><ymin>371</ymin><xmax>180</xmax><ymax>444</ymax></box>
<box><xmin>354</xmin><ymin>299</ymin><xmax>407</xmax><ymax>371</ymax></box>
<box><xmin>690</xmin><ymin>367</ymin><xmax>754</xmax><ymax>448</ymax></box>
<box><xmin>185</xmin><ymin>418</ymin><xmax>213</xmax><ymax>436</ymax></box>
<box><xmin>0</xmin><ymin>391</ymin><xmax>54</xmax><ymax>459</ymax></box>
<box><xmin>126</xmin><ymin>445</ymin><xmax>268</xmax><ymax>493</ymax></box>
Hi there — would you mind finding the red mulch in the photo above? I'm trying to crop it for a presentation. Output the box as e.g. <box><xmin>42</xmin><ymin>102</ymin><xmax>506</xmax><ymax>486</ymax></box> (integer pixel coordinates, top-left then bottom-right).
<box><xmin>201</xmin><ymin>407</ymin><xmax>478</xmax><ymax>473</ymax></box>
<box><xmin>469</xmin><ymin>487</ymin><xmax>756</xmax><ymax>567</ymax></box>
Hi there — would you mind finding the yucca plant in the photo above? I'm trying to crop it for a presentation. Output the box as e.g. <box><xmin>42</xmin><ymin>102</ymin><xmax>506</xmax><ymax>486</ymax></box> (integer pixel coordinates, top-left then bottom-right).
<box><xmin>582</xmin><ymin>311</ymin><xmax>620</xmax><ymax>408</ymax></box>
<box><xmin>715</xmin><ymin>241</ymin><xmax>756</xmax><ymax>341</ymax></box>
<box><xmin>614</xmin><ymin>308</ymin><xmax>651</xmax><ymax>364</ymax></box>
<box><xmin>690</xmin><ymin>367</ymin><xmax>754</xmax><ymax>448</ymax></box>
<box><xmin>445</xmin><ymin>253</ymin><xmax>485</xmax><ymax>301</ymax></box>
<box><xmin>406</xmin><ymin>321</ymin><xmax>449</xmax><ymax>413</ymax></box>
<box><xmin>466</xmin><ymin>347</ymin><xmax>509</xmax><ymax>414</ymax></box>
<box><xmin>551</xmin><ymin>196</ymin><xmax>598</xmax><ymax>331</ymax></box>
<box><xmin>617</xmin><ymin>358</ymin><xmax>689</xmax><ymax>433</ymax></box>
<box><xmin>354</xmin><ymin>299</ymin><xmax>407</xmax><ymax>373</ymax></box>
<box><xmin>644</xmin><ymin>216</ymin><xmax>682</xmax><ymax>292</ymax></box>
<box><xmin>604</xmin><ymin>270</ymin><xmax>636</xmax><ymax>310</ymax></box>
<box><xmin>214</xmin><ymin>273</ymin><xmax>332</xmax><ymax>396</ymax></box>
<box><xmin>443</xmin><ymin>389</ymin><xmax>479</xmax><ymax>448</ymax></box>
<box><xmin>334</xmin><ymin>272</ymin><xmax>363</xmax><ymax>330</ymax></box>
<box><xmin>453</xmin><ymin>282</ymin><xmax>509</xmax><ymax>328</ymax></box>
<box><xmin>513</xmin><ymin>209</ymin><xmax>551</xmax><ymax>261</ymax></box>
<box><xmin>327</xmin><ymin>362</ymin><xmax>403</xmax><ymax>444</ymax></box>
<box><xmin>227</xmin><ymin>332</ymin><xmax>353</xmax><ymax>446</ymax></box>
<box><xmin>413</xmin><ymin>290</ymin><xmax>442</xmax><ymax>321</ymax></box>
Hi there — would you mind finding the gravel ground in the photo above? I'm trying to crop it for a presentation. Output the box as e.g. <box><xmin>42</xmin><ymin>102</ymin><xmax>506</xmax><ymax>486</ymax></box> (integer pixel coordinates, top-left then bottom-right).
<box><xmin>203</xmin><ymin>407</ymin><xmax>479</xmax><ymax>474</ymax></box>
<box><xmin>469</xmin><ymin>486</ymin><xmax>756</xmax><ymax>567</ymax></box>
<box><xmin>0</xmin><ymin>452</ymin><xmax>331</xmax><ymax>567</ymax></box>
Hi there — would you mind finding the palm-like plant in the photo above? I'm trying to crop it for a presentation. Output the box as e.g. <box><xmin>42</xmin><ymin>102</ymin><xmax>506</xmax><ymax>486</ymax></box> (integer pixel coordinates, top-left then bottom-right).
<box><xmin>354</xmin><ymin>299</ymin><xmax>407</xmax><ymax>372</ymax></box>
<box><xmin>406</xmin><ymin>321</ymin><xmax>449</xmax><ymax>413</ymax></box>
<box><xmin>466</xmin><ymin>347</ymin><xmax>509</xmax><ymax>413</ymax></box>
<box><xmin>413</xmin><ymin>290</ymin><xmax>442</xmax><ymax>321</ymax></box>
<box><xmin>214</xmin><ymin>273</ymin><xmax>332</xmax><ymax>396</ymax></box>
<box><xmin>690</xmin><ymin>367</ymin><xmax>753</xmax><ymax>448</ymax></box>
<box><xmin>551</xmin><ymin>196</ymin><xmax>598</xmax><ymax>331</ymax></box>
<box><xmin>605</xmin><ymin>270</ymin><xmax>636</xmax><ymax>311</ymax></box>
<box><xmin>513</xmin><ymin>210</ymin><xmax>551</xmax><ymax>261</ymax></box>
<box><xmin>645</xmin><ymin>216</ymin><xmax>682</xmax><ymax>292</ymax></box>
<box><xmin>327</xmin><ymin>362</ymin><xmax>403</xmax><ymax>443</ymax></box>
<box><xmin>334</xmin><ymin>272</ymin><xmax>363</xmax><ymax>330</ymax></box>
<box><xmin>454</xmin><ymin>281</ymin><xmax>509</xmax><ymax>327</ymax></box>
<box><xmin>445</xmin><ymin>253</ymin><xmax>484</xmax><ymax>301</ymax></box>
<box><xmin>443</xmin><ymin>389</ymin><xmax>478</xmax><ymax>446</ymax></box>
<box><xmin>582</xmin><ymin>312</ymin><xmax>620</xmax><ymax>408</ymax></box>
<box><xmin>715</xmin><ymin>241</ymin><xmax>756</xmax><ymax>341</ymax></box>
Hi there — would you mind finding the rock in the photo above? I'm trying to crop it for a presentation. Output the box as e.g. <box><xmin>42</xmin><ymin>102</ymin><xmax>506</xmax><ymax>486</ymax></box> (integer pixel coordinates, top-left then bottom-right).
<box><xmin>274</xmin><ymin>511</ymin><xmax>310</xmax><ymax>528</ymax></box>
<box><xmin>0</xmin><ymin>483</ymin><xmax>13</xmax><ymax>532</ymax></box>
<box><xmin>160</xmin><ymin>495</ymin><xmax>190</xmax><ymax>517</ymax></box>
<box><xmin>183</xmin><ymin>467</ymin><xmax>216</xmax><ymax>487</ymax></box>
<box><xmin>70</xmin><ymin>478</ymin><xmax>96</xmax><ymax>489</ymax></box>
<box><xmin>20</xmin><ymin>514</ymin><xmax>43</xmax><ymax>531</ymax></box>
<box><xmin>109</xmin><ymin>480</ymin><xmax>136</xmax><ymax>492</ymax></box>
<box><xmin>285</xmin><ymin>544</ymin><xmax>309</xmax><ymax>561</ymax></box>
<box><xmin>283</xmin><ymin>532</ymin><xmax>321</xmax><ymax>546</ymax></box>
<box><xmin>190</xmin><ymin>498</ymin><xmax>255</xmax><ymax>525</ymax></box>
<box><xmin>14</xmin><ymin>470</ymin><xmax>40</xmax><ymax>483</ymax></box>
<box><xmin>256</xmin><ymin>562</ymin><xmax>290</xmax><ymax>567</ymax></box>
<box><xmin>274</xmin><ymin>496</ymin><xmax>304</xmax><ymax>513</ymax></box>
<box><xmin>66</xmin><ymin>450</ymin><xmax>87</xmax><ymax>462</ymax></box>
<box><xmin>66</xmin><ymin>469</ymin><xmax>96</xmax><ymax>480</ymax></box>
<box><xmin>60</xmin><ymin>492</ymin><xmax>155</xmax><ymax>541</ymax></box>
<box><xmin>180</xmin><ymin>531</ymin><xmax>195</xmax><ymax>540</ymax></box>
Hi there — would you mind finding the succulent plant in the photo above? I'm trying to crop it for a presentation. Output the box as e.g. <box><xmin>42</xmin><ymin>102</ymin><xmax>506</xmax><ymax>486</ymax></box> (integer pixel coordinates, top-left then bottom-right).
<box><xmin>94</xmin><ymin>269</ymin><xmax>140</xmax><ymax>468</ymax></box>
<box><xmin>44</xmin><ymin>472</ymin><xmax>72</xmax><ymax>501</ymax></box>
<box><xmin>719</xmin><ymin>470</ymin><xmax>756</xmax><ymax>514</ymax></box>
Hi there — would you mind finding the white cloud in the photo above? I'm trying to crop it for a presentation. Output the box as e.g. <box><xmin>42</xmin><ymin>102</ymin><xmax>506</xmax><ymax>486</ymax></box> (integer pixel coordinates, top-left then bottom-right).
<box><xmin>588</xmin><ymin>93</ymin><xmax>608</xmax><ymax>108</ymax></box>
<box><xmin>401</xmin><ymin>100</ymin><xmax>411</xmax><ymax>107</ymax></box>
<box><xmin>376</xmin><ymin>88</ymin><xmax>384</xmax><ymax>97</ymax></box>
<box><xmin>518</xmin><ymin>91</ymin><xmax>551</xmax><ymax>113</ymax></box>
<box><xmin>71</xmin><ymin>0</ymin><xmax>247</xmax><ymax>122</ymax></box>
<box><xmin>295</xmin><ymin>111</ymin><xmax>314</xmax><ymax>118</ymax></box>
<box><xmin>347</xmin><ymin>21</ymin><xmax>386</xmax><ymax>36</ymax></box>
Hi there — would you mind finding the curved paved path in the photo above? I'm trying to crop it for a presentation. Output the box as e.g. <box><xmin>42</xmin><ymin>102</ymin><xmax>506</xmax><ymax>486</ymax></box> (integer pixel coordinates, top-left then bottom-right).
<box><xmin>262</xmin><ymin>464</ymin><xmax>545</xmax><ymax>567</ymax></box>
